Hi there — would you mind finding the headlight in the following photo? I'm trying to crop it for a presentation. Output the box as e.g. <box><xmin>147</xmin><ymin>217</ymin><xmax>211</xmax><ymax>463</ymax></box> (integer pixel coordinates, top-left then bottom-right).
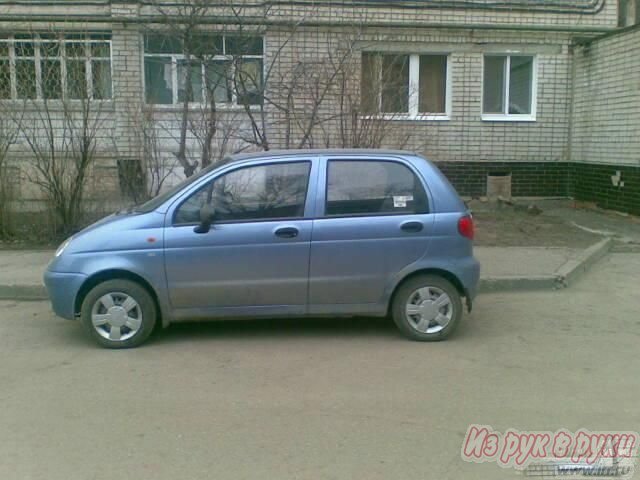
<box><xmin>55</xmin><ymin>237</ymin><xmax>73</xmax><ymax>257</ymax></box>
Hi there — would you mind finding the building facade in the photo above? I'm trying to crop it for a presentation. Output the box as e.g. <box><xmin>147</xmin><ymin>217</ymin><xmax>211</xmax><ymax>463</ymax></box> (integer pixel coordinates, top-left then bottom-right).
<box><xmin>0</xmin><ymin>0</ymin><xmax>638</xmax><ymax>214</ymax></box>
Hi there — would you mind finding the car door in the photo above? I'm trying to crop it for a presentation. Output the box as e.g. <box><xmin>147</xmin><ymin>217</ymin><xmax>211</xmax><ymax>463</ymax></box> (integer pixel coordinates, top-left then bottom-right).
<box><xmin>164</xmin><ymin>158</ymin><xmax>318</xmax><ymax>320</ymax></box>
<box><xmin>308</xmin><ymin>156</ymin><xmax>434</xmax><ymax>314</ymax></box>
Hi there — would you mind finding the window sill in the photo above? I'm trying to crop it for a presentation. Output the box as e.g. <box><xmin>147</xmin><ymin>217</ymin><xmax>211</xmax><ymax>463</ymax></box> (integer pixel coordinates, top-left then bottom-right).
<box><xmin>481</xmin><ymin>114</ymin><xmax>536</xmax><ymax>122</ymax></box>
<box><xmin>0</xmin><ymin>99</ymin><xmax>115</xmax><ymax>111</ymax></box>
<box><xmin>145</xmin><ymin>103</ymin><xmax>262</xmax><ymax>113</ymax></box>
<box><xmin>360</xmin><ymin>114</ymin><xmax>450</xmax><ymax>122</ymax></box>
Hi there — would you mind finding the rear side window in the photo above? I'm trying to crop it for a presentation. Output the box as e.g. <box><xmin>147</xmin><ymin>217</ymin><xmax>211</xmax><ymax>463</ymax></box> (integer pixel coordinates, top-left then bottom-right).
<box><xmin>325</xmin><ymin>160</ymin><xmax>428</xmax><ymax>216</ymax></box>
<box><xmin>174</xmin><ymin>161</ymin><xmax>311</xmax><ymax>224</ymax></box>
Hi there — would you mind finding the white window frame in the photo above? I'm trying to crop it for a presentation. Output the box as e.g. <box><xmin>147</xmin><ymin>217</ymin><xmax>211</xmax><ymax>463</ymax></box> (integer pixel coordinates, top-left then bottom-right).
<box><xmin>0</xmin><ymin>34</ymin><xmax>113</xmax><ymax>101</ymax></box>
<box><xmin>143</xmin><ymin>35</ymin><xmax>264</xmax><ymax>109</ymax></box>
<box><xmin>481</xmin><ymin>54</ymin><xmax>537</xmax><ymax>122</ymax></box>
<box><xmin>364</xmin><ymin>53</ymin><xmax>452</xmax><ymax>121</ymax></box>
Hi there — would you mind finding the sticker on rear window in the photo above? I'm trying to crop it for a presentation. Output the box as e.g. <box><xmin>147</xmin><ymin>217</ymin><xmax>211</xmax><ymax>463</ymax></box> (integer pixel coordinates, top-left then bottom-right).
<box><xmin>393</xmin><ymin>195</ymin><xmax>413</xmax><ymax>208</ymax></box>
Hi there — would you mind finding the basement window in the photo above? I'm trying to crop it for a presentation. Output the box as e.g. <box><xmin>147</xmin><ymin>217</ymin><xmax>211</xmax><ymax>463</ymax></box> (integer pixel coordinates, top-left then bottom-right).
<box><xmin>482</xmin><ymin>54</ymin><xmax>537</xmax><ymax>121</ymax></box>
<box><xmin>361</xmin><ymin>52</ymin><xmax>451</xmax><ymax>120</ymax></box>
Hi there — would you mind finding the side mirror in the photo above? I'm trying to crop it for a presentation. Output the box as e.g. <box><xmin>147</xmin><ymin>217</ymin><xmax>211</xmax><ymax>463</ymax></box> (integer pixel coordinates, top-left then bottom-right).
<box><xmin>193</xmin><ymin>204</ymin><xmax>216</xmax><ymax>234</ymax></box>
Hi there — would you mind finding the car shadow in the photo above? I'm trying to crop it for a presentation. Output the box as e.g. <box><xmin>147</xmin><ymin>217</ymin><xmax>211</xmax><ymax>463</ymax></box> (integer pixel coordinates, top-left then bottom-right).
<box><xmin>151</xmin><ymin>316</ymin><xmax>399</xmax><ymax>345</ymax></box>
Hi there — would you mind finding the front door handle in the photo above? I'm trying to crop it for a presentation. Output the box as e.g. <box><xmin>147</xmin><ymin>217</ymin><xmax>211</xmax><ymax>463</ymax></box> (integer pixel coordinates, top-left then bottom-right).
<box><xmin>274</xmin><ymin>227</ymin><xmax>299</xmax><ymax>238</ymax></box>
<box><xmin>400</xmin><ymin>221</ymin><xmax>423</xmax><ymax>233</ymax></box>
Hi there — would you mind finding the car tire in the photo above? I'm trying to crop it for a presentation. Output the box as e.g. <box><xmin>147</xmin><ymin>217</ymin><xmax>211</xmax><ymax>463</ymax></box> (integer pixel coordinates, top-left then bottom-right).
<box><xmin>80</xmin><ymin>279</ymin><xmax>157</xmax><ymax>349</ymax></box>
<box><xmin>391</xmin><ymin>274</ymin><xmax>462</xmax><ymax>342</ymax></box>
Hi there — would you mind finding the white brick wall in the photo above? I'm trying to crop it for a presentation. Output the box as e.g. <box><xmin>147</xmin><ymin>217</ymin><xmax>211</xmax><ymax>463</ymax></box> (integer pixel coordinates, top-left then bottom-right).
<box><xmin>268</xmin><ymin>1</ymin><xmax>618</xmax><ymax>30</ymax></box>
<box><xmin>111</xmin><ymin>25</ymin><xmax>144</xmax><ymax>159</ymax></box>
<box><xmin>570</xmin><ymin>27</ymin><xmax>640</xmax><ymax>166</ymax></box>
<box><xmin>0</xmin><ymin>0</ymin><xmax>631</xmax><ymax>206</ymax></box>
<box><xmin>263</xmin><ymin>27</ymin><xmax>573</xmax><ymax>163</ymax></box>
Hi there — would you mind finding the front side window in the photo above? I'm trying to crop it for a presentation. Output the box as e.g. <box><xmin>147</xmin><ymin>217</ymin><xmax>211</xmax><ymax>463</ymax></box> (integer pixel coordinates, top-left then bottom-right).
<box><xmin>361</xmin><ymin>53</ymin><xmax>450</xmax><ymax>119</ymax></box>
<box><xmin>174</xmin><ymin>162</ymin><xmax>311</xmax><ymax>224</ymax></box>
<box><xmin>483</xmin><ymin>54</ymin><xmax>536</xmax><ymax>120</ymax></box>
<box><xmin>144</xmin><ymin>34</ymin><xmax>263</xmax><ymax>107</ymax></box>
<box><xmin>0</xmin><ymin>34</ymin><xmax>112</xmax><ymax>101</ymax></box>
<box><xmin>325</xmin><ymin>160</ymin><xmax>428</xmax><ymax>216</ymax></box>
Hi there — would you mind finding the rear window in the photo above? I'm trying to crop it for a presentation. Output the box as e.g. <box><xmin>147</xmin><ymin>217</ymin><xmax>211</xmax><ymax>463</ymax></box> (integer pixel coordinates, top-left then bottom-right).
<box><xmin>325</xmin><ymin>160</ymin><xmax>428</xmax><ymax>216</ymax></box>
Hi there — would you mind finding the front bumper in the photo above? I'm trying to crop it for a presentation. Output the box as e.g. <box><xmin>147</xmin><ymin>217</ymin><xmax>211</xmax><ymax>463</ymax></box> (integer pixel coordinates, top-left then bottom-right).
<box><xmin>43</xmin><ymin>270</ymin><xmax>87</xmax><ymax>320</ymax></box>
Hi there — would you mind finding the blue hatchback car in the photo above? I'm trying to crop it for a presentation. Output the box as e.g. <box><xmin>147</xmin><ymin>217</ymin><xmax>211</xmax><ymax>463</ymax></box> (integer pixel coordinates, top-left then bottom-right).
<box><xmin>44</xmin><ymin>149</ymin><xmax>480</xmax><ymax>348</ymax></box>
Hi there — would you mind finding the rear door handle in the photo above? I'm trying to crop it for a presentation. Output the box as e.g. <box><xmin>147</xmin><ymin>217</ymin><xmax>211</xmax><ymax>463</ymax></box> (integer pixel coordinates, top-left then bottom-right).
<box><xmin>400</xmin><ymin>221</ymin><xmax>423</xmax><ymax>233</ymax></box>
<box><xmin>274</xmin><ymin>227</ymin><xmax>299</xmax><ymax>238</ymax></box>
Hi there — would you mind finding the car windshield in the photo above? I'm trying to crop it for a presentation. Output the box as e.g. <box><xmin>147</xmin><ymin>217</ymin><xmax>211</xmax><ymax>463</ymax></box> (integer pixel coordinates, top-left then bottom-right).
<box><xmin>132</xmin><ymin>163</ymin><xmax>218</xmax><ymax>213</ymax></box>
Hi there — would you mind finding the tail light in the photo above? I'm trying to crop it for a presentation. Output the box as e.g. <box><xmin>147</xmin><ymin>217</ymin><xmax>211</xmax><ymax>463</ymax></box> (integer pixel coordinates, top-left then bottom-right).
<box><xmin>458</xmin><ymin>215</ymin><xmax>474</xmax><ymax>240</ymax></box>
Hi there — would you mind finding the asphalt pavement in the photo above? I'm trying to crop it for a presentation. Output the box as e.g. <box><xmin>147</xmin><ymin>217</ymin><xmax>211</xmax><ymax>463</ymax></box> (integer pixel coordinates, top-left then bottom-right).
<box><xmin>1</xmin><ymin>253</ymin><xmax>639</xmax><ymax>480</ymax></box>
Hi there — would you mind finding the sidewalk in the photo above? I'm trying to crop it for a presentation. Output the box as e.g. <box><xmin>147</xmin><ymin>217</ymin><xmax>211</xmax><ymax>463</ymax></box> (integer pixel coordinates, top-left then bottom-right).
<box><xmin>0</xmin><ymin>250</ymin><xmax>53</xmax><ymax>300</ymax></box>
<box><xmin>0</xmin><ymin>238</ymin><xmax>612</xmax><ymax>300</ymax></box>
<box><xmin>476</xmin><ymin>239</ymin><xmax>611</xmax><ymax>292</ymax></box>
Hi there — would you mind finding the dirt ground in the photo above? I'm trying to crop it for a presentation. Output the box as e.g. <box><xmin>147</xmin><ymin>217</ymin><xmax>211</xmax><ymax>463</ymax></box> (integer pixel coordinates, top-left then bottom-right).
<box><xmin>471</xmin><ymin>200</ymin><xmax>599</xmax><ymax>247</ymax></box>
<box><xmin>471</xmin><ymin>198</ymin><xmax>640</xmax><ymax>248</ymax></box>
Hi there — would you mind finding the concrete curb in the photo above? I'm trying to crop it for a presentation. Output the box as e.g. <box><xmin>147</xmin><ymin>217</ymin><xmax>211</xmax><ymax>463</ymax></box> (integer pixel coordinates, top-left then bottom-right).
<box><xmin>479</xmin><ymin>237</ymin><xmax>613</xmax><ymax>293</ymax></box>
<box><xmin>0</xmin><ymin>285</ymin><xmax>47</xmax><ymax>301</ymax></box>
<box><xmin>0</xmin><ymin>238</ymin><xmax>614</xmax><ymax>301</ymax></box>
<box><xmin>478</xmin><ymin>275</ymin><xmax>557</xmax><ymax>293</ymax></box>
<box><xmin>553</xmin><ymin>237</ymin><xmax>613</xmax><ymax>289</ymax></box>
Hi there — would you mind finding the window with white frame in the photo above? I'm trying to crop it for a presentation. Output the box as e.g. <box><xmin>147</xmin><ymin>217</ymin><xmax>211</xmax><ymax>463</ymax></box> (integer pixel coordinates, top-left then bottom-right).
<box><xmin>482</xmin><ymin>54</ymin><xmax>536</xmax><ymax>120</ymax></box>
<box><xmin>143</xmin><ymin>34</ymin><xmax>263</xmax><ymax>106</ymax></box>
<box><xmin>361</xmin><ymin>52</ymin><xmax>450</xmax><ymax>119</ymax></box>
<box><xmin>0</xmin><ymin>34</ymin><xmax>112</xmax><ymax>101</ymax></box>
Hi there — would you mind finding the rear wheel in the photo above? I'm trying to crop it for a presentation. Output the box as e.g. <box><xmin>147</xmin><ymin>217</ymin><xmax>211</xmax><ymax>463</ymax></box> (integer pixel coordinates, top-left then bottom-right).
<box><xmin>80</xmin><ymin>279</ymin><xmax>157</xmax><ymax>348</ymax></box>
<box><xmin>392</xmin><ymin>275</ymin><xmax>462</xmax><ymax>341</ymax></box>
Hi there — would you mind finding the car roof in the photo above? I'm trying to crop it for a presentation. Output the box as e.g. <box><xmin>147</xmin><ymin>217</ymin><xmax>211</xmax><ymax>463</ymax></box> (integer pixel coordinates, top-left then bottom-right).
<box><xmin>225</xmin><ymin>149</ymin><xmax>418</xmax><ymax>163</ymax></box>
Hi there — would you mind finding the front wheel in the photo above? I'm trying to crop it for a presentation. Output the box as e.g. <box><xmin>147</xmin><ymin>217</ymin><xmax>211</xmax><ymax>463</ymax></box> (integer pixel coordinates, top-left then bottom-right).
<box><xmin>80</xmin><ymin>279</ymin><xmax>157</xmax><ymax>349</ymax></box>
<box><xmin>391</xmin><ymin>275</ymin><xmax>462</xmax><ymax>341</ymax></box>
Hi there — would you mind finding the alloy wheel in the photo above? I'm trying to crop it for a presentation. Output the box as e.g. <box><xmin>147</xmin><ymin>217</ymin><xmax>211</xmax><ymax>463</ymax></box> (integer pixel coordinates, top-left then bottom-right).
<box><xmin>404</xmin><ymin>286</ymin><xmax>453</xmax><ymax>334</ymax></box>
<box><xmin>90</xmin><ymin>292</ymin><xmax>143</xmax><ymax>342</ymax></box>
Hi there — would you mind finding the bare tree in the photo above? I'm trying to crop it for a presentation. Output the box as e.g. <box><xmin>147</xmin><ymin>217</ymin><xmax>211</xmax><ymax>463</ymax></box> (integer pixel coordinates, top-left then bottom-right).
<box><xmin>146</xmin><ymin>3</ymin><xmax>312</xmax><ymax>153</ymax></box>
<box><xmin>0</xmin><ymin>43</ymin><xmax>23</xmax><ymax>238</ymax></box>
<box><xmin>334</xmin><ymin>49</ymin><xmax>415</xmax><ymax>149</ymax></box>
<box><xmin>147</xmin><ymin>0</ymin><xmax>237</xmax><ymax>176</ymax></box>
<box><xmin>227</xmin><ymin>6</ymin><xmax>307</xmax><ymax>151</ymax></box>
<box><xmin>118</xmin><ymin>103</ymin><xmax>178</xmax><ymax>203</ymax></box>
<box><xmin>13</xmin><ymin>32</ymin><xmax>110</xmax><ymax>236</ymax></box>
<box><xmin>142</xmin><ymin>4</ymin><xmax>426</xmax><ymax>181</ymax></box>
<box><xmin>228</xmin><ymin>21</ymin><xmax>418</xmax><ymax>151</ymax></box>
<box><xmin>0</xmin><ymin>116</ymin><xmax>21</xmax><ymax>239</ymax></box>
<box><xmin>268</xmin><ymin>34</ymin><xmax>364</xmax><ymax>149</ymax></box>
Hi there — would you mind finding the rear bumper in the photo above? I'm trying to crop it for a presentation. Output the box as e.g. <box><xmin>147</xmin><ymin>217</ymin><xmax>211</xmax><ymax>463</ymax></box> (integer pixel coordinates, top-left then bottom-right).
<box><xmin>457</xmin><ymin>256</ymin><xmax>480</xmax><ymax>311</ymax></box>
<box><xmin>464</xmin><ymin>257</ymin><xmax>481</xmax><ymax>300</ymax></box>
<box><xmin>43</xmin><ymin>270</ymin><xmax>87</xmax><ymax>320</ymax></box>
